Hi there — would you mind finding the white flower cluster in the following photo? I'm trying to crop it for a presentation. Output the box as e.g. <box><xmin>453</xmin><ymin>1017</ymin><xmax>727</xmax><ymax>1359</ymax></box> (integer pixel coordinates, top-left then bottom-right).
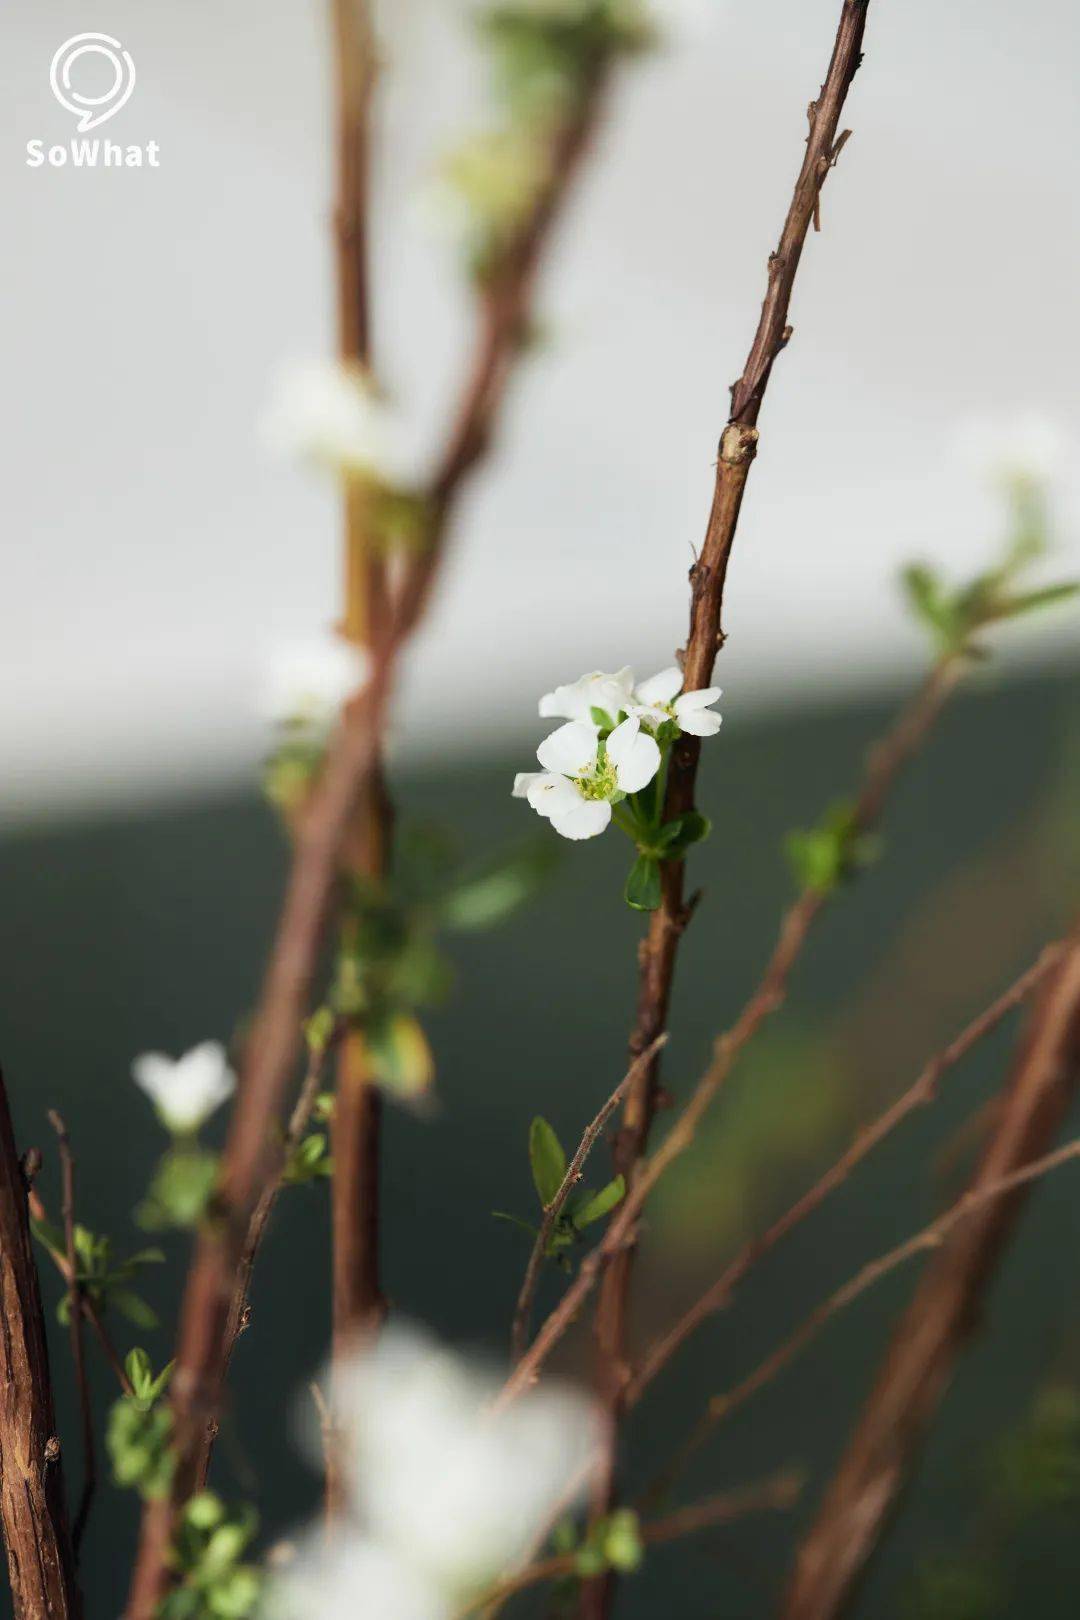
<box><xmin>131</xmin><ymin>1041</ymin><xmax>236</xmax><ymax>1134</ymax></box>
<box><xmin>513</xmin><ymin>666</ymin><xmax>721</xmax><ymax>840</ymax></box>
<box><xmin>271</xmin><ymin>1327</ymin><xmax>599</xmax><ymax>1620</ymax></box>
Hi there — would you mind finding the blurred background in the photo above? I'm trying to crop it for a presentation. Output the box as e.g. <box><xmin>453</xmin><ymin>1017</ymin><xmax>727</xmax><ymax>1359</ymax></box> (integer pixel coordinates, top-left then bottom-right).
<box><xmin>3</xmin><ymin>0</ymin><xmax>1080</xmax><ymax>1616</ymax></box>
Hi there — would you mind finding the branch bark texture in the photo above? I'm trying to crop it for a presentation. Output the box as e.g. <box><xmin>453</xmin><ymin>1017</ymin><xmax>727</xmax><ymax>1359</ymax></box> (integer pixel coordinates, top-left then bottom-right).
<box><xmin>0</xmin><ymin>1071</ymin><xmax>81</xmax><ymax>1620</ymax></box>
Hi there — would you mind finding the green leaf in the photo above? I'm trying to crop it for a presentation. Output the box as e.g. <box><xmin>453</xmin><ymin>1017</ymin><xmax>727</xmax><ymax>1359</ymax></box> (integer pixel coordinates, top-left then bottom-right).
<box><xmin>590</xmin><ymin>706</ymin><xmax>615</xmax><ymax>730</ymax></box>
<box><xmin>655</xmin><ymin>811</ymin><xmax>711</xmax><ymax>859</ymax></box>
<box><xmin>440</xmin><ymin>840</ymin><xmax>558</xmax><ymax>932</ymax></box>
<box><xmin>491</xmin><ymin>1210</ymin><xmax>538</xmax><ymax>1239</ymax></box>
<box><xmin>984</xmin><ymin>581</ymin><xmax>1080</xmax><ymax>624</ymax></box>
<box><xmin>126</xmin><ymin>1348</ymin><xmax>153</xmax><ymax>1399</ymax></box>
<box><xmin>625</xmin><ymin>854</ymin><xmax>662</xmax><ymax>912</ymax></box>
<box><xmin>30</xmin><ymin>1216</ymin><xmax>67</xmax><ymax>1261</ymax></box>
<box><xmin>569</xmin><ymin>1175</ymin><xmax>626</xmax><ymax>1230</ymax></box>
<box><xmin>112</xmin><ymin>1289</ymin><xmax>159</xmax><ymax>1330</ymax></box>
<box><xmin>602</xmin><ymin>1508</ymin><xmax>644</xmax><ymax>1572</ymax></box>
<box><xmin>529</xmin><ymin>1116</ymin><xmax>566</xmax><ymax>1206</ymax></box>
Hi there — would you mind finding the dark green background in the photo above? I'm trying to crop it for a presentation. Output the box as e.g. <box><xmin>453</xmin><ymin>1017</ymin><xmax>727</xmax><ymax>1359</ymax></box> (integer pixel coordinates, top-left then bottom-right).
<box><xmin>2</xmin><ymin>666</ymin><xmax>1079</xmax><ymax>1618</ymax></box>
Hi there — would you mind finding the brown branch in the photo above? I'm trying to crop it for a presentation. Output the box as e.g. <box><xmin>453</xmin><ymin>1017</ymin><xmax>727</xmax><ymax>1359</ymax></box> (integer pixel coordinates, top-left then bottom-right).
<box><xmin>498</xmin><ymin>654</ymin><xmax>959</xmax><ymax>1415</ymax></box>
<box><xmin>778</xmin><ymin>927</ymin><xmax>1080</xmax><ymax>1620</ymax></box>
<box><xmin>0</xmin><ymin>1070</ymin><xmax>82</xmax><ymax>1620</ymax></box>
<box><xmin>584</xmin><ymin>5</ymin><xmax>874</xmax><ymax>1608</ymax></box>
<box><xmin>46</xmin><ymin>1114</ymin><xmax>95</xmax><ymax>1561</ymax></box>
<box><xmin>457</xmin><ymin>1470</ymin><xmax>801</xmax><ymax>1617</ymax></box>
<box><xmin>125</xmin><ymin>672</ymin><xmax>392</xmax><ymax>1620</ymax></box>
<box><xmin>392</xmin><ymin>70</ymin><xmax>612</xmax><ymax>647</ymax></box>
<box><xmin>626</xmin><ymin>941</ymin><xmax>1064</xmax><ymax>1404</ymax></box>
<box><xmin>656</xmin><ymin>1023</ymin><xmax>1080</xmax><ymax>1507</ymax></box>
<box><xmin>511</xmin><ymin>1036</ymin><xmax>668</xmax><ymax>1365</ymax></box>
<box><xmin>26</xmin><ymin>1188</ymin><xmax>133</xmax><ymax>1399</ymax></box>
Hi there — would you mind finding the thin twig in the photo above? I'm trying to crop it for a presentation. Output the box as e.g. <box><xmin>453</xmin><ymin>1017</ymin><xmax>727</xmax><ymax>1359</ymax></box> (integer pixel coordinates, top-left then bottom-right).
<box><xmin>498</xmin><ymin>655</ymin><xmax>960</xmax><ymax>1413</ymax></box>
<box><xmin>191</xmin><ymin>1025</ymin><xmax>341</xmax><ymax>1489</ymax></box>
<box><xmin>663</xmin><ymin>1113</ymin><xmax>1080</xmax><ymax>1499</ymax></box>
<box><xmin>456</xmin><ymin>1470</ymin><xmax>802</xmax><ymax>1617</ymax></box>
<box><xmin>27</xmin><ymin>1187</ymin><xmax>133</xmax><ymax>1397</ymax></box>
<box><xmin>585</xmin><ymin>8</ymin><xmax>875</xmax><ymax>1606</ymax></box>
<box><xmin>0</xmin><ymin>1070</ymin><xmax>81</xmax><ymax>1618</ymax></box>
<box><xmin>511</xmin><ymin>1036</ymin><xmax>668</xmax><ymax>1363</ymax></box>
<box><xmin>625</xmin><ymin>941</ymin><xmax>1064</xmax><ymax>1403</ymax></box>
<box><xmin>778</xmin><ymin>927</ymin><xmax>1080</xmax><ymax>1620</ymax></box>
<box><xmin>47</xmin><ymin>1112</ymin><xmax>95</xmax><ymax>1560</ymax></box>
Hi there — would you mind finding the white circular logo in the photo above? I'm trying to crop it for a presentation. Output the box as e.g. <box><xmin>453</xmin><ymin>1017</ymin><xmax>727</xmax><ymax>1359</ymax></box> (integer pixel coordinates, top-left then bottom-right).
<box><xmin>50</xmin><ymin>33</ymin><xmax>136</xmax><ymax>133</ymax></box>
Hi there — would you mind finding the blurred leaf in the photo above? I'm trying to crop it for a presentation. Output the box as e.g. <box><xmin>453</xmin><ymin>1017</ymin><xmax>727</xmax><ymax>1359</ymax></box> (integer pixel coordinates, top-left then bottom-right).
<box><xmin>440</xmin><ymin>839</ymin><xmax>558</xmax><ymax>932</ymax></box>
<box><xmin>529</xmin><ymin>1116</ymin><xmax>566</xmax><ymax>1206</ymax></box>
<box><xmin>367</xmin><ymin>1013</ymin><xmax>435</xmax><ymax>1099</ymax></box>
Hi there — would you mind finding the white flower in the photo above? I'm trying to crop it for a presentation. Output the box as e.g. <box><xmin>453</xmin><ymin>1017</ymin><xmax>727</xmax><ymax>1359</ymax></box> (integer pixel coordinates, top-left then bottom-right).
<box><xmin>514</xmin><ymin>715</ymin><xmax>661</xmax><ymax>840</ymax></box>
<box><xmin>538</xmin><ymin>667</ymin><xmax>635</xmax><ymax>725</ymax></box>
<box><xmin>262</xmin><ymin>635</ymin><xmax>370</xmax><ymax>729</ymax></box>
<box><xmin>632</xmin><ymin>666</ymin><xmax>722</xmax><ymax>737</ymax></box>
<box><xmin>131</xmin><ymin>1042</ymin><xmax>236</xmax><ymax>1134</ymax></box>
<box><xmin>271</xmin><ymin>1539</ymin><xmax>447</xmax><ymax>1620</ymax></box>
<box><xmin>330</xmin><ymin>1327</ymin><xmax>599</xmax><ymax>1602</ymax></box>
<box><xmin>952</xmin><ymin>412</ymin><xmax>1066</xmax><ymax>489</ymax></box>
<box><xmin>261</xmin><ymin>358</ymin><xmax>404</xmax><ymax>481</ymax></box>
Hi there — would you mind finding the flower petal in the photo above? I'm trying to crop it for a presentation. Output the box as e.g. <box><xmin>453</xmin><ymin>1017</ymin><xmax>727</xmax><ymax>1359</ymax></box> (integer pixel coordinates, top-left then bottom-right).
<box><xmin>635</xmin><ymin>666</ymin><xmax>683</xmax><ymax>707</ymax></box>
<box><xmin>536</xmin><ymin>721</ymin><xmax>599</xmax><ymax>777</ymax></box>
<box><xmin>525</xmin><ymin>774</ymin><xmax>584</xmax><ymax>821</ymax></box>
<box><xmin>677</xmin><ymin>708</ymin><xmax>722</xmax><ymax>737</ymax></box>
<box><xmin>539</xmin><ymin>669</ymin><xmax>635</xmax><ymax>724</ymax></box>
<box><xmin>512</xmin><ymin>772</ymin><xmax>545</xmax><ymax>800</ymax></box>
<box><xmin>549</xmin><ymin>799</ymin><xmax>611</xmax><ymax>840</ymax></box>
<box><xmin>608</xmin><ymin>717</ymin><xmax>661</xmax><ymax>793</ymax></box>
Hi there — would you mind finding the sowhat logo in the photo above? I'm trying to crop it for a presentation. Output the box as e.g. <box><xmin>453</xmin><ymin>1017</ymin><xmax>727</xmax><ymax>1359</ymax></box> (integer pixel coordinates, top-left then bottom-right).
<box><xmin>27</xmin><ymin>34</ymin><xmax>160</xmax><ymax>169</ymax></box>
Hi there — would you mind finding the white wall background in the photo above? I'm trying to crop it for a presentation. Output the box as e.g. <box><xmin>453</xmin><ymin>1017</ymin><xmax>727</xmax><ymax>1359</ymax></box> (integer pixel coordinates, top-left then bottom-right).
<box><xmin>3</xmin><ymin>0</ymin><xmax>1078</xmax><ymax>819</ymax></box>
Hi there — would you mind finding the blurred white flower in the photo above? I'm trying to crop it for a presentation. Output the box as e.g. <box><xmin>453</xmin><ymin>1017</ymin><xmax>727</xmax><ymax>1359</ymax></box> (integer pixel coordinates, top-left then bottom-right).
<box><xmin>539</xmin><ymin>667</ymin><xmax>635</xmax><ymax>725</ymax></box>
<box><xmin>632</xmin><ymin>666</ymin><xmax>722</xmax><ymax>738</ymax></box>
<box><xmin>131</xmin><ymin>1041</ymin><xmax>235</xmax><ymax>1134</ymax></box>
<box><xmin>953</xmin><ymin>411</ymin><xmax>1067</xmax><ymax>488</ymax></box>
<box><xmin>271</xmin><ymin>1539</ymin><xmax>448</xmax><ymax>1620</ymax></box>
<box><xmin>332</xmin><ymin>1327</ymin><xmax>599</xmax><ymax>1602</ymax></box>
<box><xmin>514</xmin><ymin>715</ymin><xmax>661</xmax><ymax>840</ymax></box>
<box><xmin>262</xmin><ymin>636</ymin><xmax>370</xmax><ymax>730</ymax></box>
<box><xmin>261</xmin><ymin>359</ymin><xmax>406</xmax><ymax>481</ymax></box>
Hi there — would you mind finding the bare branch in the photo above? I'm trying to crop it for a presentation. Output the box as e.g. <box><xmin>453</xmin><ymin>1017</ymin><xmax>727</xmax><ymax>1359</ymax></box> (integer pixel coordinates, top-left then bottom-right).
<box><xmin>456</xmin><ymin>1469</ymin><xmax>801</xmax><ymax>1617</ymax></box>
<box><xmin>626</xmin><ymin>942</ymin><xmax>1064</xmax><ymax>1403</ymax></box>
<box><xmin>779</xmin><ymin>929</ymin><xmax>1080</xmax><ymax>1620</ymax></box>
<box><xmin>656</xmin><ymin>1074</ymin><xmax>1080</xmax><ymax>1509</ymax></box>
<box><xmin>511</xmin><ymin>1036</ymin><xmax>668</xmax><ymax>1364</ymax></box>
<box><xmin>586</xmin><ymin>8</ymin><xmax>875</xmax><ymax>1604</ymax></box>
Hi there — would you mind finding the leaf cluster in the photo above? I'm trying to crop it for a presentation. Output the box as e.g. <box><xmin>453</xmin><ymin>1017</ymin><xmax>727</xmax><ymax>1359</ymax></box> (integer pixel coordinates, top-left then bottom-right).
<box><xmin>32</xmin><ymin>1216</ymin><xmax>163</xmax><ymax>1328</ymax></box>
<box><xmin>495</xmin><ymin>1117</ymin><xmax>625</xmax><ymax>1269</ymax></box>
<box><xmin>160</xmin><ymin>1492</ymin><xmax>261</xmax><ymax>1620</ymax></box>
